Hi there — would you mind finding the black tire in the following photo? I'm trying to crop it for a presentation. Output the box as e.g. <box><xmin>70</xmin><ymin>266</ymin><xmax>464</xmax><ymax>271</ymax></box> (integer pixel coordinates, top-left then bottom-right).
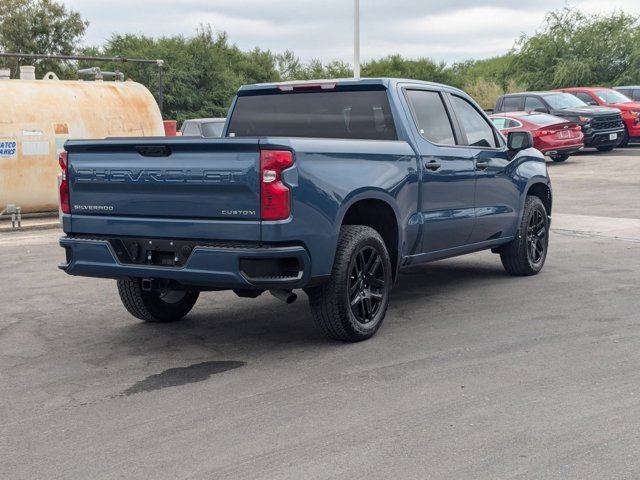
<box><xmin>619</xmin><ymin>127</ymin><xmax>630</xmax><ymax>148</ymax></box>
<box><xmin>550</xmin><ymin>154</ymin><xmax>569</xmax><ymax>162</ymax></box>
<box><xmin>596</xmin><ymin>145</ymin><xmax>615</xmax><ymax>152</ymax></box>
<box><xmin>307</xmin><ymin>225</ymin><xmax>392</xmax><ymax>342</ymax></box>
<box><xmin>499</xmin><ymin>196</ymin><xmax>549</xmax><ymax>276</ymax></box>
<box><xmin>117</xmin><ymin>278</ymin><xmax>199</xmax><ymax>323</ymax></box>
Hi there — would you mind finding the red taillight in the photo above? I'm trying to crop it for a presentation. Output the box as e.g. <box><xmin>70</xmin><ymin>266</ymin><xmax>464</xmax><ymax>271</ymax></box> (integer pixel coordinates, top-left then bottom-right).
<box><xmin>260</xmin><ymin>150</ymin><xmax>294</xmax><ymax>220</ymax></box>
<box><xmin>59</xmin><ymin>151</ymin><xmax>70</xmax><ymax>214</ymax></box>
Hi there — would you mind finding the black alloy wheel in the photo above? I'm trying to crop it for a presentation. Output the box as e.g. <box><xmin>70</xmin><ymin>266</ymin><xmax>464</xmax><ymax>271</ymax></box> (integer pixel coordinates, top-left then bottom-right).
<box><xmin>348</xmin><ymin>246</ymin><xmax>386</xmax><ymax>324</ymax></box>
<box><xmin>526</xmin><ymin>208</ymin><xmax>547</xmax><ymax>267</ymax></box>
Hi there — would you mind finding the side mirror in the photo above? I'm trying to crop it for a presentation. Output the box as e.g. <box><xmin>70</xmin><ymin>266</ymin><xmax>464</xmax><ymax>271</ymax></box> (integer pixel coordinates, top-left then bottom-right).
<box><xmin>507</xmin><ymin>131</ymin><xmax>533</xmax><ymax>151</ymax></box>
<box><xmin>534</xmin><ymin>107</ymin><xmax>549</xmax><ymax>114</ymax></box>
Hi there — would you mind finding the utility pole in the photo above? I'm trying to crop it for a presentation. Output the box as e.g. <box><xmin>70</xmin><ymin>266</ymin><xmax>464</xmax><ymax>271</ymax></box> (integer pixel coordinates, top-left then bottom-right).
<box><xmin>353</xmin><ymin>0</ymin><xmax>360</xmax><ymax>79</ymax></box>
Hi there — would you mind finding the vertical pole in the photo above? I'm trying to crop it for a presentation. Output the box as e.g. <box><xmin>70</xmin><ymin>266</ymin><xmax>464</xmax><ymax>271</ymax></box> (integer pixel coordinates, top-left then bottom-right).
<box><xmin>353</xmin><ymin>0</ymin><xmax>360</xmax><ymax>79</ymax></box>
<box><xmin>157</xmin><ymin>60</ymin><xmax>164</xmax><ymax>117</ymax></box>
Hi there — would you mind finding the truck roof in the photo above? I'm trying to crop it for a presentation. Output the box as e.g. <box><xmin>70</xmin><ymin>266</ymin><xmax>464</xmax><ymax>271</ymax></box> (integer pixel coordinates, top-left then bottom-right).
<box><xmin>237</xmin><ymin>77</ymin><xmax>466</xmax><ymax>96</ymax></box>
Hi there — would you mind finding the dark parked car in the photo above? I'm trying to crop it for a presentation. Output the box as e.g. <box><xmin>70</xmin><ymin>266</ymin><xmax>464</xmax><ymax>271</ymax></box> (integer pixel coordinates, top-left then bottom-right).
<box><xmin>59</xmin><ymin>79</ymin><xmax>551</xmax><ymax>342</ymax></box>
<box><xmin>495</xmin><ymin>92</ymin><xmax>624</xmax><ymax>151</ymax></box>
<box><xmin>180</xmin><ymin>118</ymin><xmax>226</xmax><ymax>137</ymax></box>
<box><xmin>614</xmin><ymin>86</ymin><xmax>640</xmax><ymax>102</ymax></box>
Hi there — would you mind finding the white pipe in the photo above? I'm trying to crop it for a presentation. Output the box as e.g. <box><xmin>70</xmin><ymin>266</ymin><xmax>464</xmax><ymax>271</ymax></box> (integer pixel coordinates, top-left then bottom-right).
<box><xmin>353</xmin><ymin>0</ymin><xmax>360</xmax><ymax>79</ymax></box>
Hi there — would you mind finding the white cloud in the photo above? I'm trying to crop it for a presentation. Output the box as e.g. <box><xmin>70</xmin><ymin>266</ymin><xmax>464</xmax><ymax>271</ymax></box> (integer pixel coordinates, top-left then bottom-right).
<box><xmin>60</xmin><ymin>0</ymin><xmax>639</xmax><ymax>63</ymax></box>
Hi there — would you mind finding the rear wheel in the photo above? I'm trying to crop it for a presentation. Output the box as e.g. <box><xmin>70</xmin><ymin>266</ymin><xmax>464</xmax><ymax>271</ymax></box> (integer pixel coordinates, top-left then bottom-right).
<box><xmin>550</xmin><ymin>153</ymin><xmax>569</xmax><ymax>162</ymax></box>
<box><xmin>117</xmin><ymin>278</ymin><xmax>199</xmax><ymax>322</ymax></box>
<box><xmin>499</xmin><ymin>196</ymin><xmax>549</xmax><ymax>276</ymax></box>
<box><xmin>596</xmin><ymin>145</ymin><xmax>615</xmax><ymax>152</ymax></box>
<box><xmin>307</xmin><ymin>225</ymin><xmax>392</xmax><ymax>342</ymax></box>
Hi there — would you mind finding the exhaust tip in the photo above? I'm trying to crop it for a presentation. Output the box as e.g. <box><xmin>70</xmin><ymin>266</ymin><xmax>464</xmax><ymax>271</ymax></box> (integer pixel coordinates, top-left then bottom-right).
<box><xmin>270</xmin><ymin>289</ymin><xmax>297</xmax><ymax>304</ymax></box>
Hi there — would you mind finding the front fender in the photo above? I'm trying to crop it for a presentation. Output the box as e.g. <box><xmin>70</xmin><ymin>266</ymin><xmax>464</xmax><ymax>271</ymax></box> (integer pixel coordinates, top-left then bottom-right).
<box><xmin>514</xmin><ymin>150</ymin><xmax>552</xmax><ymax>227</ymax></box>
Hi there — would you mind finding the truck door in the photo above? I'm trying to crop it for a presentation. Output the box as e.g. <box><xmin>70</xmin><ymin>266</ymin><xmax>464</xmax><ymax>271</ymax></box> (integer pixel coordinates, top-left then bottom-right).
<box><xmin>447</xmin><ymin>94</ymin><xmax>520</xmax><ymax>244</ymax></box>
<box><xmin>402</xmin><ymin>88</ymin><xmax>476</xmax><ymax>254</ymax></box>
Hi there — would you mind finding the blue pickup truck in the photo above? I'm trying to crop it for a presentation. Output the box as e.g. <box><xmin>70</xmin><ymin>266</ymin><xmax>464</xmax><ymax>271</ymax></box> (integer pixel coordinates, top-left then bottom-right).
<box><xmin>59</xmin><ymin>78</ymin><xmax>552</xmax><ymax>342</ymax></box>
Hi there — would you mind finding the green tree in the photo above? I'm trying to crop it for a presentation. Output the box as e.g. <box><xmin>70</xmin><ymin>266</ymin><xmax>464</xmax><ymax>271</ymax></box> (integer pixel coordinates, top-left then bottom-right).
<box><xmin>0</xmin><ymin>0</ymin><xmax>88</xmax><ymax>77</ymax></box>
<box><xmin>513</xmin><ymin>8</ymin><xmax>640</xmax><ymax>89</ymax></box>
<box><xmin>363</xmin><ymin>54</ymin><xmax>459</xmax><ymax>86</ymax></box>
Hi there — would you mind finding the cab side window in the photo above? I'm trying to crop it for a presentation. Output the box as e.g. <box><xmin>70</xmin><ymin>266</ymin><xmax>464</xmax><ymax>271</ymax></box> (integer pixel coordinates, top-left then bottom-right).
<box><xmin>501</xmin><ymin>96</ymin><xmax>522</xmax><ymax>112</ymax></box>
<box><xmin>451</xmin><ymin>95</ymin><xmax>498</xmax><ymax>148</ymax></box>
<box><xmin>182</xmin><ymin>122</ymin><xmax>201</xmax><ymax>136</ymax></box>
<box><xmin>524</xmin><ymin>96</ymin><xmax>546</xmax><ymax>111</ymax></box>
<box><xmin>405</xmin><ymin>90</ymin><xmax>457</xmax><ymax>146</ymax></box>
<box><xmin>574</xmin><ymin>92</ymin><xmax>596</xmax><ymax>105</ymax></box>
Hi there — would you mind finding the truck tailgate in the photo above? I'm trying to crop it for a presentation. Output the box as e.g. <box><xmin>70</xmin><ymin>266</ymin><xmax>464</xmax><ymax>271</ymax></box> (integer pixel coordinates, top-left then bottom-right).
<box><xmin>66</xmin><ymin>138</ymin><xmax>260</xmax><ymax>226</ymax></box>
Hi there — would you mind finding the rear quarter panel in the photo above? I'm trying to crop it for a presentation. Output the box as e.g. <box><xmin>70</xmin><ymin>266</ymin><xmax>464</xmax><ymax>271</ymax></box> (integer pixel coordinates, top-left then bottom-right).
<box><xmin>260</xmin><ymin>137</ymin><xmax>419</xmax><ymax>278</ymax></box>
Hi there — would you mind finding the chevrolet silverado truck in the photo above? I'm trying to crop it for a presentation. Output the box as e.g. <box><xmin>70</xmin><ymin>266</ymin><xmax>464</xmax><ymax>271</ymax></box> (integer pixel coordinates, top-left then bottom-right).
<box><xmin>494</xmin><ymin>91</ymin><xmax>624</xmax><ymax>151</ymax></box>
<box><xmin>59</xmin><ymin>78</ymin><xmax>552</xmax><ymax>342</ymax></box>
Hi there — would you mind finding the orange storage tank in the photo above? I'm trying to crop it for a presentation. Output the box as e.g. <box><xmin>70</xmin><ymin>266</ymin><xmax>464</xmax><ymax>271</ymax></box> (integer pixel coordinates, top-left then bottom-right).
<box><xmin>0</xmin><ymin>75</ymin><xmax>164</xmax><ymax>213</ymax></box>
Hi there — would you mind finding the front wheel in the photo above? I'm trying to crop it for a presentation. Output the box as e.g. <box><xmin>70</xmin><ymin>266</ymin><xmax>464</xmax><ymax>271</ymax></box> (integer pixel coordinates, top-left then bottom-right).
<box><xmin>499</xmin><ymin>196</ymin><xmax>549</xmax><ymax>276</ymax></box>
<box><xmin>307</xmin><ymin>225</ymin><xmax>392</xmax><ymax>342</ymax></box>
<box><xmin>117</xmin><ymin>278</ymin><xmax>199</xmax><ymax>322</ymax></box>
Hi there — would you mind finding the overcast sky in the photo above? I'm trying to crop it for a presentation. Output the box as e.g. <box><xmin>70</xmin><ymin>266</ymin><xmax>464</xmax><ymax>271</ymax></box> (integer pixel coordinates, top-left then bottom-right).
<box><xmin>61</xmin><ymin>0</ymin><xmax>640</xmax><ymax>64</ymax></box>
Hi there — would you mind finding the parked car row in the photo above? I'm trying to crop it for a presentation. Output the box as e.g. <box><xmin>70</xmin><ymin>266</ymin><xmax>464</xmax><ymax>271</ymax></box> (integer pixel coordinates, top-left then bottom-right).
<box><xmin>489</xmin><ymin>86</ymin><xmax>639</xmax><ymax>162</ymax></box>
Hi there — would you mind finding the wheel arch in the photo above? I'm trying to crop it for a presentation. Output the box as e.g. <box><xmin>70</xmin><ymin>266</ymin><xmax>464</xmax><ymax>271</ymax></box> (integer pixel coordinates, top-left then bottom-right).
<box><xmin>337</xmin><ymin>191</ymin><xmax>402</xmax><ymax>281</ymax></box>
<box><xmin>526</xmin><ymin>181</ymin><xmax>552</xmax><ymax>217</ymax></box>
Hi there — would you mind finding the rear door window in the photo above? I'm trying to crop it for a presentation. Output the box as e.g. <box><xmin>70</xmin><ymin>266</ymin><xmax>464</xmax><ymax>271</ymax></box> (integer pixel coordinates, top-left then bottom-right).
<box><xmin>524</xmin><ymin>96</ymin><xmax>546</xmax><ymax>111</ymax></box>
<box><xmin>501</xmin><ymin>96</ymin><xmax>522</xmax><ymax>112</ymax></box>
<box><xmin>491</xmin><ymin>117</ymin><xmax>522</xmax><ymax>129</ymax></box>
<box><xmin>181</xmin><ymin>122</ymin><xmax>201</xmax><ymax>136</ymax></box>
<box><xmin>573</xmin><ymin>91</ymin><xmax>596</xmax><ymax>105</ymax></box>
<box><xmin>451</xmin><ymin>95</ymin><xmax>498</xmax><ymax>148</ymax></box>
<box><xmin>405</xmin><ymin>90</ymin><xmax>456</xmax><ymax>145</ymax></box>
<box><xmin>227</xmin><ymin>89</ymin><xmax>397</xmax><ymax>140</ymax></box>
<box><xmin>490</xmin><ymin>117</ymin><xmax>508</xmax><ymax>129</ymax></box>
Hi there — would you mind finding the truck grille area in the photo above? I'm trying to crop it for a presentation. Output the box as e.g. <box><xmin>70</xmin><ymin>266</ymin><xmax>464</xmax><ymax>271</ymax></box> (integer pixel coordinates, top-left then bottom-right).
<box><xmin>592</xmin><ymin>114</ymin><xmax>624</xmax><ymax>131</ymax></box>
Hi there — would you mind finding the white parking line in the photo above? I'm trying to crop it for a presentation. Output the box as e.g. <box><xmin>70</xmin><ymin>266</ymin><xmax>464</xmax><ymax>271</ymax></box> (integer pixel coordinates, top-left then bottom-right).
<box><xmin>552</xmin><ymin>213</ymin><xmax>640</xmax><ymax>242</ymax></box>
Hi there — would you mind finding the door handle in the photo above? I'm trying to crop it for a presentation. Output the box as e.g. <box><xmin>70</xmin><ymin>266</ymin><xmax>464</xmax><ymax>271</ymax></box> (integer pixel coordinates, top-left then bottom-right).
<box><xmin>425</xmin><ymin>160</ymin><xmax>441</xmax><ymax>171</ymax></box>
<box><xmin>475</xmin><ymin>160</ymin><xmax>489</xmax><ymax>170</ymax></box>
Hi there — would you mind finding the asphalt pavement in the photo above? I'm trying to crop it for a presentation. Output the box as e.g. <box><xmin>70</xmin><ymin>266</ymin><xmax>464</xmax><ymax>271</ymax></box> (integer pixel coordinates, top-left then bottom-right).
<box><xmin>1</xmin><ymin>148</ymin><xmax>639</xmax><ymax>480</ymax></box>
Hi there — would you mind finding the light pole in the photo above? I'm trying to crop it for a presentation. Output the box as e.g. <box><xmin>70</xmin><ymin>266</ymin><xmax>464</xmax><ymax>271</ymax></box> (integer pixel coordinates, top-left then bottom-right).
<box><xmin>353</xmin><ymin>0</ymin><xmax>360</xmax><ymax>79</ymax></box>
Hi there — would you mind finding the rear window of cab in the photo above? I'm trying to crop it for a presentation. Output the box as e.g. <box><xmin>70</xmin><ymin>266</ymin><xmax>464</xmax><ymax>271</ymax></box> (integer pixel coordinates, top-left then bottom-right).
<box><xmin>227</xmin><ymin>90</ymin><xmax>397</xmax><ymax>140</ymax></box>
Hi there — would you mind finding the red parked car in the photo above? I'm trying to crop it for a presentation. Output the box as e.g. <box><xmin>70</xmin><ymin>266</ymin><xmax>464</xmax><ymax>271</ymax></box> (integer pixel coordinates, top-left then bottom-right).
<box><xmin>489</xmin><ymin>111</ymin><xmax>584</xmax><ymax>162</ymax></box>
<box><xmin>558</xmin><ymin>87</ymin><xmax>640</xmax><ymax>147</ymax></box>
